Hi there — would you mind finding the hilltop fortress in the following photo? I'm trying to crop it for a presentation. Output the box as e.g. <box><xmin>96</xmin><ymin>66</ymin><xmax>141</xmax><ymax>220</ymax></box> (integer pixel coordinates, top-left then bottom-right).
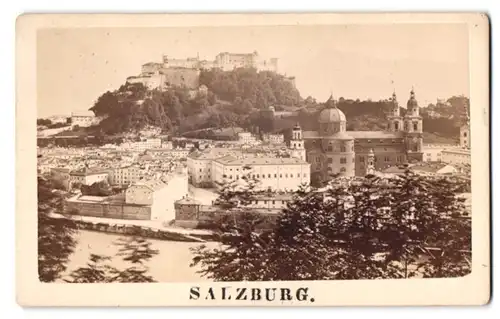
<box><xmin>126</xmin><ymin>51</ymin><xmax>279</xmax><ymax>90</ymax></box>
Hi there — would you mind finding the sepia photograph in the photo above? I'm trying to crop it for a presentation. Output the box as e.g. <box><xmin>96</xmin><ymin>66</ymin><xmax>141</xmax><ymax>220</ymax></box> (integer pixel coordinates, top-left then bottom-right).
<box><xmin>17</xmin><ymin>13</ymin><xmax>490</xmax><ymax>306</ymax></box>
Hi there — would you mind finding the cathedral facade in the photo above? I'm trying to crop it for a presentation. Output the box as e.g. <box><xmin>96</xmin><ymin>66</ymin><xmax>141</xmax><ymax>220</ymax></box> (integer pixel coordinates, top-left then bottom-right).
<box><xmin>288</xmin><ymin>89</ymin><xmax>424</xmax><ymax>178</ymax></box>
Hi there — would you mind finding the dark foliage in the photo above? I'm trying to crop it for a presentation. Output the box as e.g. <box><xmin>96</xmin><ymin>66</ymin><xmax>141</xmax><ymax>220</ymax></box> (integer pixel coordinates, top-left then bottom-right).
<box><xmin>38</xmin><ymin>177</ymin><xmax>78</xmax><ymax>282</ymax></box>
<box><xmin>80</xmin><ymin>180</ymin><xmax>114</xmax><ymax>197</ymax></box>
<box><xmin>64</xmin><ymin>236</ymin><xmax>159</xmax><ymax>283</ymax></box>
<box><xmin>86</xmin><ymin>68</ymin><xmax>302</xmax><ymax>137</ymax></box>
<box><xmin>199</xmin><ymin>68</ymin><xmax>302</xmax><ymax>108</ymax></box>
<box><xmin>191</xmin><ymin>169</ymin><xmax>471</xmax><ymax>281</ymax></box>
<box><xmin>37</xmin><ymin>118</ymin><xmax>52</xmax><ymax>126</ymax></box>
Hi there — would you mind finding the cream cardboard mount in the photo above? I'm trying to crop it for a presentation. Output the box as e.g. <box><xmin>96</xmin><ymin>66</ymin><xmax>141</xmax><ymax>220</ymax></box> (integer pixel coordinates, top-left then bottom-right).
<box><xmin>16</xmin><ymin>13</ymin><xmax>490</xmax><ymax>306</ymax></box>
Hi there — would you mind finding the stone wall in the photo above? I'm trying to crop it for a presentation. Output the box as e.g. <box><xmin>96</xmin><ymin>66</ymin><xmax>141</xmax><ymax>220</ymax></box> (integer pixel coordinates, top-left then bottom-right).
<box><xmin>66</xmin><ymin>201</ymin><xmax>151</xmax><ymax>220</ymax></box>
<box><xmin>174</xmin><ymin>203</ymin><xmax>278</xmax><ymax>230</ymax></box>
<box><xmin>70</xmin><ymin>220</ymin><xmax>211</xmax><ymax>242</ymax></box>
<box><xmin>161</xmin><ymin>68</ymin><xmax>200</xmax><ymax>89</ymax></box>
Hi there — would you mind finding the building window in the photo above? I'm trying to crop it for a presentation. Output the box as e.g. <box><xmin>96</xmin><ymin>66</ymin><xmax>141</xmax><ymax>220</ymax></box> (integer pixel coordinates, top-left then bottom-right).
<box><xmin>268</xmin><ymin>174</ymin><xmax>271</xmax><ymax>178</ymax></box>
<box><xmin>340</xmin><ymin>146</ymin><xmax>346</xmax><ymax>152</ymax></box>
<box><xmin>384</xmin><ymin>156</ymin><xmax>390</xmax><ymax>162</ymax></box>
<box><xmin>394</xmin><ymin>122</ymin><xmax>399</xmax><ymax>130</ymax></box>
<box><xmin>280</xmin><ymin>174</ymin><xmax>282</xmax><ymax>178</ymax></box>
<box><xmin>359</xmin><ymin>156</ymin><xmax>365</xmax><ymax>163</ymax></box>
<box><xmin>374</xmin><ymin>156</ymin><xmax>378</xmax><ymax>163</ymax></box>
<box><xmin>199</xmin><ymin>169</ymin><xmax>202</xmax><ymax>172</ymax></box>
<box><xmin>327</xmin><ymin>157</ymin><xmax>333</xmax><ymax>163</ymax></box>
<box><xmin>340</xmin><ymin>157</ymin><xmax>347</xmax><ymax>164</ymax></box>
<box><xmin>464</xmin><ymin>132</ymin><xmax>467</xmax><ymax>137</ymax></box>
<box><xmin>303</xmin><ymin>173</ymin><xmax>307</xmax><ymax>177</ymax></box>
<box><xmin>257</xmin><ymin>174</ymin><xmax>260</xmax><ymax>178</ymax></box>
<box><xmin>315</xmin><ymin>157</ymin><xmax>320</xmax><ymax>163</ymax></box>
<box><xmin>272</xmin><ymin>201</ymin><xmax>275</xmax><ymax>204</ymax></box>
<box><xmin>327</xmin><ymin>146</ymin><xmax>333</xmax><ymax>152</ymax></box>
<box><xmin>236</xmin><ymin>175</ymin><xmax>239</xmax><ymax>179</ymax></box>
<box><xmin>413</xmin><ymin>122</ymin><xmax>418</xmax><ymax>131</ymax></box>
<box><xmin>285</xmin><ymin>174</ymin><xmax>288</xmax><ymax>178</ymax></box>
<box><xmin>340</xmin><ymin>167</ymin><xmax>346</xmax><ymax>173</ymax></box>
<box><xmin>274</xmin><ymin>174</ymin><xmax>277</xmax><ymax>178</ymax></box>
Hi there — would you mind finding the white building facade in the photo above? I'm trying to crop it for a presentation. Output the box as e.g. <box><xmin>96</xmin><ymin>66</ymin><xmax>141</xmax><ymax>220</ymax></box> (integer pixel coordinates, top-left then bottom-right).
<box><xmin>71</xmin><ymin>111</ymin><xmax>97</xmax><ymax>127</ymax></box>
<box><xmin>422</xmin><ymin>144</ymin><xmax>460</xmax><ymax>162</ymax></box>
<box><xmin>126</xmin><ymin>176</ymin><xmax>188</xmax><ymax>222</ymax></box>
<box><xmin>69</xmin><ymin>168</ymin><xmax>109</xmax><ymax>188</ymax></box>
<box><xmin>262</xmin><ymin>133</ymin><xmax>285</xmax><ymax>145</ymax></box>
<box><xmin>238</xmin><ymin>132</ymin><xmax>257</xmax><ymax>145</ymax></box>
<box><xmin>110</xmin><ymin>166</ymin><xmax>142</xmax><ymax>186</ymax></box>
<box><xmin>211</xmin><ymin>156</ymin><xmax>310</xmax><ymax>192</ymax></box>
<box><xmin>441</xmin><ymin>148</ymin><xmax>471</xmax><ymax>166</ymax></box>
<box><xmin>187</xmin><ymin>148</ymin><xmax>244</xmax><ymax>187</ymax></box>
<box><xmin>132</xmin><ymin>138</ymin><xmax>163</xmax><ymax>151</ymax></box>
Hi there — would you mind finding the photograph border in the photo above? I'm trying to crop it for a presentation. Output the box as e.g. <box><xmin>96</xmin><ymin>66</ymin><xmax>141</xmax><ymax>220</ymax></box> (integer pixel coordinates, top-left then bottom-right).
<box><xmin>16</xmin><ymin>12</ymin><xmax>490</xmax><ymax>306</ymax></box>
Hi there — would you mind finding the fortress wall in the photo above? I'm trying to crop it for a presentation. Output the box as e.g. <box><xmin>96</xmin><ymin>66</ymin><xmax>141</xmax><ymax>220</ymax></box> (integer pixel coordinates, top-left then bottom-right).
<box><xmin>161</xmin><ymin>68</ymin><xmax>200</xmax><ymax>89</ymax></box>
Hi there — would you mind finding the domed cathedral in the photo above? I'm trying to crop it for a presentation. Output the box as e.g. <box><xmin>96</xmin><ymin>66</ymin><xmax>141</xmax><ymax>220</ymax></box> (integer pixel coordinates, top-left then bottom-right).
<box><xmin>301</xmin><ymin>95</ymin><xmax>356</xmax><ymax>177</ymax></box>
<box><xmin>298</xmin><ymin>90</ymin><xmax>424</xmax><ymax>179</ymax></box>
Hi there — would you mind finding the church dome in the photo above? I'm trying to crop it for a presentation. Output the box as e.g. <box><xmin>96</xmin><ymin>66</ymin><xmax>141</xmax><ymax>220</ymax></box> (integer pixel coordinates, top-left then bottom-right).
<box><xmin>318</xmin><ymin>99</ymin><xmax>346</xmax><ymax>123</ymax></box>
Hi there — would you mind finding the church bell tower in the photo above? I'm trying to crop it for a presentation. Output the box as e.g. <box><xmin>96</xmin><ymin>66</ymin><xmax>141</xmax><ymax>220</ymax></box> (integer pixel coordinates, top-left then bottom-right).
<box><xmin>404</xmin><ymin>88</ymin><xmax>424</xmax><ymax>162</ymax></box>
<box><xmin>387</xmin><ymin>91</ymin><xmax>403</xmax><ymax>132</ymax></box>
<box><xmin>289</xmin><ymin>123</ymin><xmax>306</xmax><ymax>161</ymax></box>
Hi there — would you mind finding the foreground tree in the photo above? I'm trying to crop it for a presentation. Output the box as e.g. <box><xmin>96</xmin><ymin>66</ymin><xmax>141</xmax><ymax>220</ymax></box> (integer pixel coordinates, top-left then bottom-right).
<box><xmin>191</xmin><ymin>169</ymin><xmax>471</xmax><ymax>281</ymax></box>
<box><xmin>38</xmin><ymin>177</ymin><xmax>78</xmax><ymax>282</ymax></box>
<box><xmin>65</xmin><ymin>235</ymin><xmax>159</xmax><ymax>283</ymax></box>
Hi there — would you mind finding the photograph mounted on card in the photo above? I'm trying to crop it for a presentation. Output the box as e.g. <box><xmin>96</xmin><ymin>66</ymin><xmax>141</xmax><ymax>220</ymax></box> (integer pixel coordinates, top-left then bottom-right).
<box><xmin>16</xmin><ymin>13</ymin><xmax>490</xmax><ymax>306</ymax></box>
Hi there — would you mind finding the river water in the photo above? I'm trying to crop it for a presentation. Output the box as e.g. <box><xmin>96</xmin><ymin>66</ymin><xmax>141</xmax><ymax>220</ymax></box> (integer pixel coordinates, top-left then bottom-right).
<box><xmin>61</xmin><ymin>230</ymin><xmax>220</xmax><ymax>282</ymax></box>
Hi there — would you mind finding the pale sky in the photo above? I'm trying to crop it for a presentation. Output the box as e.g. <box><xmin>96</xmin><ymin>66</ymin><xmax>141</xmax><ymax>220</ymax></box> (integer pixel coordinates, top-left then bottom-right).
<box><xmin>37</xmin><ymin>24</ymin><xmax>469</xmax><ymax>117</ymax></box>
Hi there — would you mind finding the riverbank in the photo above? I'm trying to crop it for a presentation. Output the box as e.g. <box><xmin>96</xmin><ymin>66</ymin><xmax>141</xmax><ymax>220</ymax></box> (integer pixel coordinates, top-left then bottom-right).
<box><xmin>49</xmin><ymin>212</ymin><xmax>216</xmax><ymax>242</ymax></box>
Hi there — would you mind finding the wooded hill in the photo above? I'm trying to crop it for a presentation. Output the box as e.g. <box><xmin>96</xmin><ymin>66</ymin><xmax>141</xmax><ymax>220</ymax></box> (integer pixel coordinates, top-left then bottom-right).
<box><xmin>84</xmin><ymin>67</ymin><xmax>468</xmax><ymax>144</ymax></box>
